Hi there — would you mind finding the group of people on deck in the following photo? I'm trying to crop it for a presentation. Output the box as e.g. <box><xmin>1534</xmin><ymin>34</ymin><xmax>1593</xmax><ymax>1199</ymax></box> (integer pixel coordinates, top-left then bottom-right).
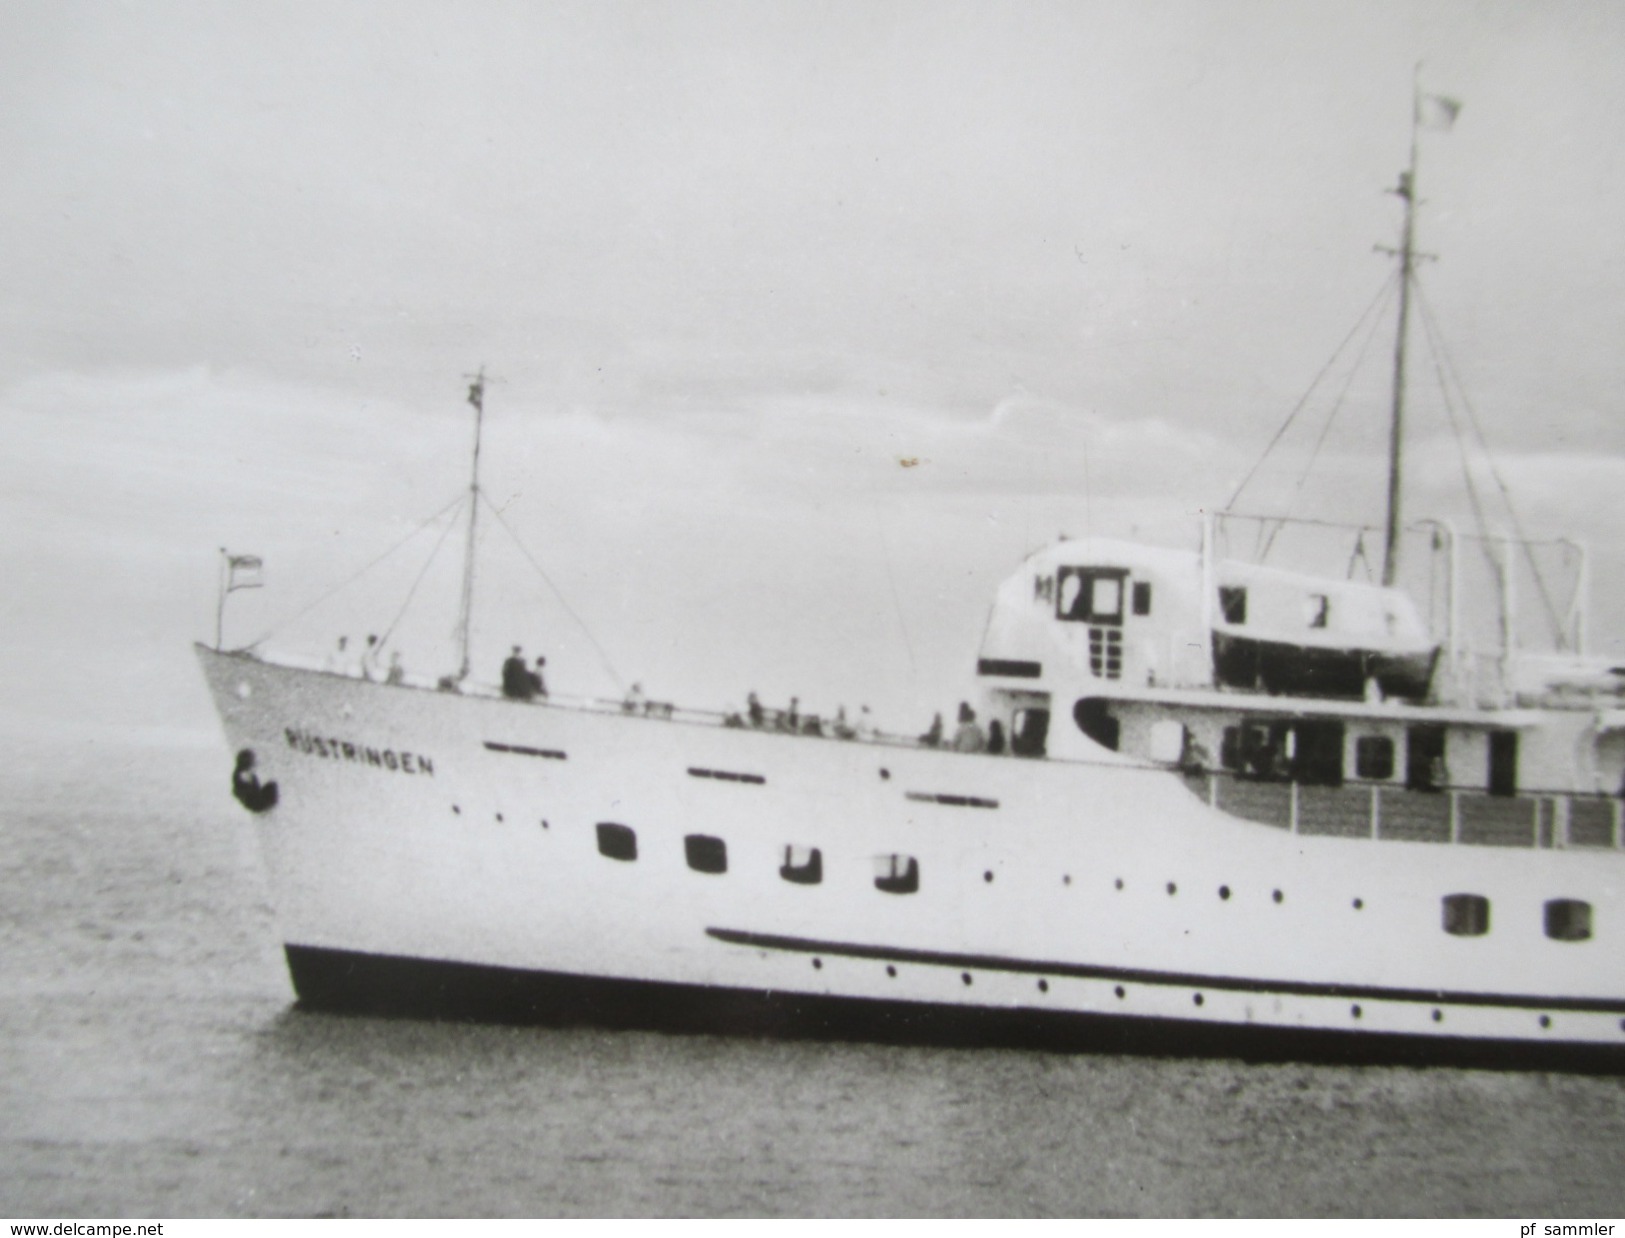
<box><xmin>729</xmin><ymin>693</ymin><xmax>877</xmax><ymax>740</ymax></box>
<box><xmin>326</xmin><ymin>634</ymin><xmax>404</xmax><ymax>684</ymax></box>
<box><xmin>918</xmin><ymin>701</ymin><xmax>1005</xmax><ymax>754</ymax></box>
<box><xmin>500</xmin><ymin>646</ymin><xmax>549</xmax><ymax>700</ymax></box>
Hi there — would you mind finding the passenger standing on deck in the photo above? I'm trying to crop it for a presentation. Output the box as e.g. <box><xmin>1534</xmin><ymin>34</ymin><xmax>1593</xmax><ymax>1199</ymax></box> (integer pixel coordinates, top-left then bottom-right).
<box><xmin>385</xmin><ymin>651</ymin><xmax>405</xmax><ymax>685</ymax></box>
<box><xmin>530</xmin><ymin>656</ymin><xmax>548</xmax><ymax>698</ymax></box>
<box><xmin>919</xmin><ymin>712</ymin><xmax>944</xmax><ymax>748</ymax></box>
<box><xmin>326</xmin><ymin>635</ymin><xmax>350</xmax><ymax>675</ymax></box>
<box><xmin>953</xmin><ymin>702</ymin><xmax>985</xmax><ymax>753</ymax></box>
<box><xmin>747</xmin><ymin>692</ymin><xmax>765</xmax><ymax>728</ymax></box>
<box><xmin>502</xmin><ymin>646</ymin><xmax>535</xmax><ymax>700</ymax></box>
<box><xmin>361</xmin><ymin>634</ymin><xmax>381</xmax><ymax>681</ymax></box>
<box><xmin>856</xmin><ymin>705</ymin><xmax>877</xmax><ymax>742</ymax></box>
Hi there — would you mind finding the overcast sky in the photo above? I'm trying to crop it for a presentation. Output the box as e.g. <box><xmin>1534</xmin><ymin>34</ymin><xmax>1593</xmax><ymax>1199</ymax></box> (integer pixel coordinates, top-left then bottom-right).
<box><xmin>4</xmin><ymin>1</ymin><xmax>1624</xmax><ymax>749</ymax></box>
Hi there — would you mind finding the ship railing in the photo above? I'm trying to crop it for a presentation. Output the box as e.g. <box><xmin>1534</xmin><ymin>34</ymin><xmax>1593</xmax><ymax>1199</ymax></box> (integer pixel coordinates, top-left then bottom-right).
<box><xmin>1180</xmin><ymin>765</ymin><xmax>1625</xmax><ymax>851</ymax></box>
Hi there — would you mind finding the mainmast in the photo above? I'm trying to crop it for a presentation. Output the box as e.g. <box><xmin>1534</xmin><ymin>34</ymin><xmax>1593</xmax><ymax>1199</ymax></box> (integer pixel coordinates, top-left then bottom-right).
<box><xmin>1379</xmin><ymin>82</ymin><xmax>1459</xmax><ymax>587</ymax></box>
<box><xmin>1379</xmin><ymin>94</ymin><xmax>1422</xmax><ymax>588</ymax></box>
<box><xmin>455</xmin><ymin>367</ymin><xmax>487</xmax><ymax>681</ymax></box>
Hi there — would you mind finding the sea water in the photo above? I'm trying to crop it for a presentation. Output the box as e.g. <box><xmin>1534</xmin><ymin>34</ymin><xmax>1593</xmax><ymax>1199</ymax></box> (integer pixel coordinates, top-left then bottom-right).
<box><xmin>3</xmin><ymin>737</ymin><xmax>1623</xmax><ymax>1219</ymax></box>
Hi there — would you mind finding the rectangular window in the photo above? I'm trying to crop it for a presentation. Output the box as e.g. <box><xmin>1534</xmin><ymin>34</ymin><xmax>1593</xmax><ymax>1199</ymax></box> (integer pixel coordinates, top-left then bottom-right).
<box><xmin>1544</xmin><ymin>898</ymin><xmax>1592</xmax><ymax>942</ymax></box>
<box><xmin>1442</xmin><ymin>893</ymin><xmax>1490</xmax><ymax>937</ymax></box>
<box><xmin>1305</xmin><ymin>594</ymin><xmax>1329</xmax><ymax>628</ymax></box>
<box><xmin>596</xmin><ymin>822</ymin><xmax>637</xmax><ymax>862</ymax></box>
<box><xmin>1057</xmin><ymin>567</ymin><xmax>1128</xmax><ymax>625</ymax></box>
<box><xmin>874</xmin><ymin>854</ymin><xmax>920</xmax><ymax>895</ymax></box>
<box><xmin>684</xmin><ymin>834</ymin><xmax>728</xmax><ymax>874</ymax></box>
<box><xmin>1010</xmin><ymin>707</ymin><xmax>1050</xmax><ymax>758</ymax></box>
<box><xmin>1406</xmin><ymin>725</ymin><xmax>1447</xmax><ymax>791</ymax></box>
<box><xmin>1088</xmin><ymin>627</ymin><xmax>1123</xmax><ymax>679</ymax></box>
<box><xmin>1219</xmin><ymin>586</ymin><xmax>1247</xmax><ymax>625</ymax></box>
<box><xmin>780</xmin><ymin>845</ymin><xmax>822</xmax><ymax>885</ymax></box>
<box><xmin>1132</xmin><ymin>580</ymin><xmax>1152</xmax><ymax>616</ymax></box>
<box><xmin>1488</xmin><ymin>731</ymin><xmax>1518</xmax><ymax>798</ymax></box>
<box><xmin>1220</xmin><ymin>725</ymin><xmax>1242</xmax><ymax>770</ymax></box>
<box><xmin>1355</xmin><ymin>735</ymin><xmax>1395</xmax><ymax>780</ymax></box>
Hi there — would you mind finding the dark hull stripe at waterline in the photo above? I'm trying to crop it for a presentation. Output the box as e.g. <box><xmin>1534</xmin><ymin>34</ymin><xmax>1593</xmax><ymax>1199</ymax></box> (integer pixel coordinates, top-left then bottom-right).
<box><xmin>281</xmin><ymin>944</ymin><xmax>1625</xmax><ymax>1071</ymax></box>
<box><xmin>704</xmin><ymin>927</ymin><xmax>1625</xmax><ymax>1016</ymax></box>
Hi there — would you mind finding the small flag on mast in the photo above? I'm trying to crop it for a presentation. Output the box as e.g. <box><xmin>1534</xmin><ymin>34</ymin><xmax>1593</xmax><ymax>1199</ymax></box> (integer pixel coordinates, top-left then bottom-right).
<box><xmin>1416</xmin><ymin>94</ymin><xmax>1462</xmax><ymax>132</ymax></box>
<box><xmin>227</xmin><ymin>553</ymin><xmax>264</xmax><ymax>592</ymax></box>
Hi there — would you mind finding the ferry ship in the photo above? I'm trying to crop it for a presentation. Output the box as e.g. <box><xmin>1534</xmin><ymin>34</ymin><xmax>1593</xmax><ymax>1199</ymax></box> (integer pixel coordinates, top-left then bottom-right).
<box><xmin>198</xmin><ymin>100</ymin><xmax>1624</xmax><ymax>1067</ymax></box>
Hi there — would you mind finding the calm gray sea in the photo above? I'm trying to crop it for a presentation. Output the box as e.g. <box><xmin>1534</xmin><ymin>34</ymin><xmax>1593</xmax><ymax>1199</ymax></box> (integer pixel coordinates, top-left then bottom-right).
<box><xmin>3</xmin><ymin>736</ymin><xmax>1623</xmax><ymax>1219</ymax></box>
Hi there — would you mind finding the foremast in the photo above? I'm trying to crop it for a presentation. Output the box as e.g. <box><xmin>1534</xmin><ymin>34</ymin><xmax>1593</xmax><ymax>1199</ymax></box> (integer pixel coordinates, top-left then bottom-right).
<box><xmin>455</xmin><ymin>368</ymin><xmax>487</xmax><ymax>682</ymax></box>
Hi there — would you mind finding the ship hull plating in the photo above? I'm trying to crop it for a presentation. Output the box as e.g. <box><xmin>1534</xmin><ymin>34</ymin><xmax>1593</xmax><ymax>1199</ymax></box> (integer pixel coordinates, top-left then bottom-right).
<box><xmin>199</xmin><ymin>647</ymin><xmax>1625</xmax><ymax>1064</ymax></box>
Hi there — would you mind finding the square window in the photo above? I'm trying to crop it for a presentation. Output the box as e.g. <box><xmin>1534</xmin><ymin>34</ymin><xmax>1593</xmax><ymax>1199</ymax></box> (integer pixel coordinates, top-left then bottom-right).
<box><xmin>1355</xmin><ymin>736</ymin><xmax>1395</xmax><ymax>780</ymax></box>
<box><xmin>684</xmin><ymin>833</ymin><xmax>728</xmax><ymax>874</ymax></box>
<box><xmin>874</xmin><ymin>854</ymin><xmax>920</xmax><ymax>895</ymax></box>
<box><xmin>1219</xmin><ymin>586</ymin><xmax>1247</xmax><ymax>625</ymax></box>
<box><xmin>780</xmin><ymin>845</ymin><xmax>822</xmax><ymax>885</ymax></box>
<box><xmin>1442</xmin><ymin>893</ymin><xmax>1490</xmax><ymax>937</ymax></box>
<box><xmin>596</xmin><ymin>822</ymin><xmax>637</xmax><ymax>862</ymax></box>
<box><xmin>1544</xmin><ymin>898</ymin><xmax>1592</xmax><ymax>942</ymax></box>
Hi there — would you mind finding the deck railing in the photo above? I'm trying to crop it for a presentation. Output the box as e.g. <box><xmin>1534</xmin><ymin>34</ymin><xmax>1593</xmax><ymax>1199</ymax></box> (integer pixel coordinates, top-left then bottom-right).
<box><xmin>1180</xmin><ymin>768</ymin><xmax>1624</xmax><ymax>850</ymax></box>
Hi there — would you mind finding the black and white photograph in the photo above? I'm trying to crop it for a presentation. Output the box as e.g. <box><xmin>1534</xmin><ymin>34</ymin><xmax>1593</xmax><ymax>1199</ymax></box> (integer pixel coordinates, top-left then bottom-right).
<box><xmin>3</xmin><ymin>0</ymin><xmax>1624</xmax><ymax>1221</ymax></box>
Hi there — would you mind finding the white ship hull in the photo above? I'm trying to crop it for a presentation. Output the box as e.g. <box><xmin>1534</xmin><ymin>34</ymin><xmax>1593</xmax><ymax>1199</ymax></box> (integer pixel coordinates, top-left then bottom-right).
<box><xmin>199</xmin><ymin>645</ymin><xmax>1625</xmax><ymax>1065</ymax></box>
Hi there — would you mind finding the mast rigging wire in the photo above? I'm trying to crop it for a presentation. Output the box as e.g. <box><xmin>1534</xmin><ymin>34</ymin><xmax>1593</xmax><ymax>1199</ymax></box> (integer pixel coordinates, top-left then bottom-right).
<box><xmin>478</xmin><ymin>489</ymin><xmax>627</xmax><ymax>694</ymax></box>
<box><xmin>237</xmin><ymin>492</ymin><xmax>468</xmax><ymax>652</ymax></box>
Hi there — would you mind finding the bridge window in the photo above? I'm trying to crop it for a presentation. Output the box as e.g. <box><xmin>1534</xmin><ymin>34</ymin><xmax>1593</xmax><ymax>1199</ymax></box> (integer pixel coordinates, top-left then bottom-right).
<box><xmin>1057</xmin><ymin>567</ymin><xmax>1127</xmax><ymax>626</ymax></box>
<box><xmin>1355</xmin><ymin>735</ymin><xmax>1395</xmax><ymax>780</ymax></box>
<box><xmin>1219</xmin><ymin>586</ymin><xmax>1247</xmax><ymax>625</ymax></box>
<box><xmin>1544</xmin><ymin>899</ymin><xmax>1592</xmax><ymax>942</ymax></box>
<box><xmin>1442</xmin><ymin>893</ymin><xmax>1490</xmax><ymax>937</ymax></box>
<box><xmin>596</xmin><ymin>822</ymin><xmax>638</xmax><ymax>862</ymax></box>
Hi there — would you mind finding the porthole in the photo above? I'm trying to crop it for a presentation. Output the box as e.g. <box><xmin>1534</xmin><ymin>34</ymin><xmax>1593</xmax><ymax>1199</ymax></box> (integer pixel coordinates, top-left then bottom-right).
<box><xmin>1351</xmin><ymin>1004</ymin><xmax>1362</xmax><ymax>1019</ymax></box>
<box><xmin>886</xmin><ymin>965</ymin><xmax>897</xmax><ymax>978</ymax></box>
<box><xmin>1544</xmin><ymin>898</ymin><xmax>1593</xmax><ymax>942</ymax></box>
<box><xmin>1063</xmin><ymin>874</ymin><xmax>1072</xmax><ymax>886</ymax></box>
<box><xmin>1272</xmin><ymin>889</ymin><xmax>1283</xmax><ymax>904</ymax></box>
<box><xmin>879</xmin><ymin>768</ymin><xmax>891</xmax><ymax>780</ymax></box>
<box><xmin>812</xmin><ymin>958</ymin><xmax>822</xmax><ymax>970</ymax></box>
<box><xmin>983</xmin><ymin>870</ymin><xmax>994</xmax><ymax>884</ymax></box>
<box><xmin>1442</xmin><ymin>893</ymin><xmax>1490</xmax><ymax>937</ymax></box>
<box><xmin>495</xmin><ymin>813</ymin><xmax>504</xmax><ymax>822</ymax></box>
<box><xmin>452</xmin><ymin>805</ymin><xmax>461</xmax><ymax>815</ymax></box>
<box><xmin>1114</xmin><ymin>878</ymin><xmax>1124</xmax><ymax>891</ymax></box>
<box><xmin>1539</xmin><ymin>1015</ymin><xmax>1552</xmax><ymax>1030</ymax></box>
<box><xmin>540</xmin><ymin>819</ymin><xmax>550</xmax><ymax>829</ymax></box>
<box><xmin>1432</xmin><ymin>1009</ymin><xmax>1443</xmax><ymax>1022</ymax></box>
<box><xmin>1352</xmin><ymin>898</ymin><xmax>1364</xmax><ymax>910</ymax></box>
<box><xmin>1166</xmin><ymin>881</ymin><xmax>1178</xmax><ymax>896</ymax></box>
<box><xmin>1114</xmin><ymin>985</ymin><xmax>1126</xmax><ymax>999</ymax></box>
<box><xmin>961</xmin><ymin>972</ymin><xmax>973</xmax><ymax>987</ymax></box>
<box><xmin>1218</xmin><ymin>885</ymin><xmax>1231</xmax><ymax>901</ymax></box>
<box><xmin>1193</xmin><ymin>993</ymin><xmax>1204</xmax><ymax>1007</ymax></box>
<box><xmin>1037</xmin><ymin>979</ymin><xmax>1049</xmax><ymax>993</ymax></box>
